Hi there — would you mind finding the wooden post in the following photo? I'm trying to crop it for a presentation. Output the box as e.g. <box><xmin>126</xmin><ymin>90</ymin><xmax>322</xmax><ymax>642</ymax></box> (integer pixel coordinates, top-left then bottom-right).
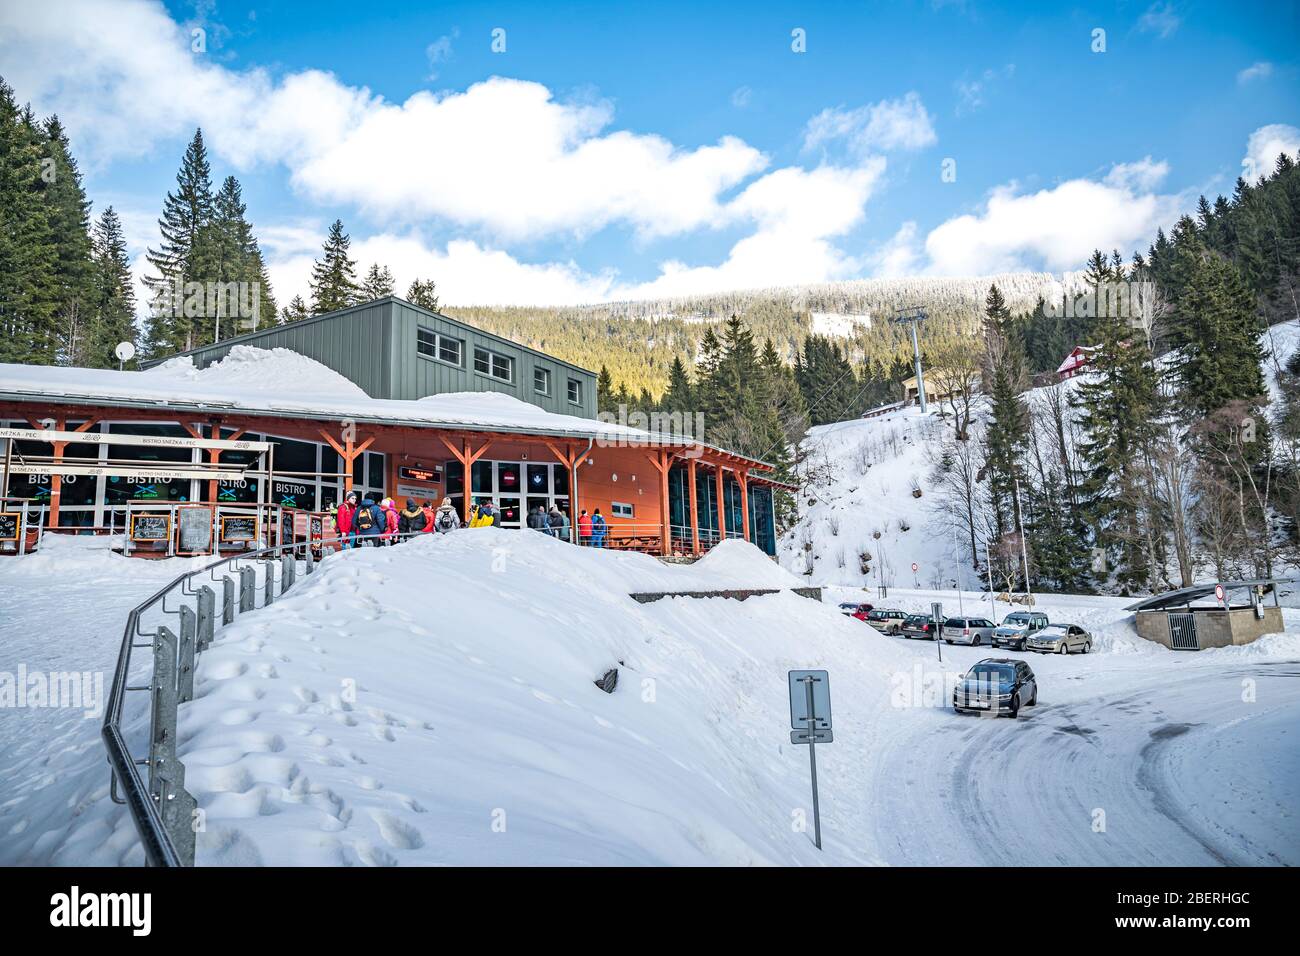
<box><xmin>319</xmin><ymin>428</ymin><xmax>374</xmax><ymax>498</ymax></box>
<box><xmin>715</xmin><ymin>462</ymin><xmax>726</xmax><ymax>544</ymax></box>
<box><xmin>739</xmin><ymin>468</ymin><xmax>750</xmax><ymax>543</ymax></box>
<box><xmin>687</xmin><ymin>457</ymin><xmax>700</xmax><ymax>555</ymax></box>
<box><xmin>440</xmin><ymin>435</ymin><xmax>491</xmax><ymax>524</ymax></box>
<box><xmin>544</xmin><ymin>440</ymin><xmax>581</xmax><ymax>542</ymax></box>
<box><xmin>645</xmin><ymin>449</ymin><xmax>673</xmax><ymax>556</ymax></box>
<box><xmin>35</xmin><ymin>416</ymin><xmax>97</xmax><ymax>529</ymax></box>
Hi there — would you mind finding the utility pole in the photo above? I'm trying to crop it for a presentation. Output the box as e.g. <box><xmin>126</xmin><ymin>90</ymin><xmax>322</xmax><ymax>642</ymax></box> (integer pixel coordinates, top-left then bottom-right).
<box><xmin>894</xmin><ymin>306</ymin><xmax>928</xmax><ymax>414</ymax></box>
<box><xmin>1013</xmin><ymin>477</ymin><xmax>1032</xmax><ymax>604</ymax></box>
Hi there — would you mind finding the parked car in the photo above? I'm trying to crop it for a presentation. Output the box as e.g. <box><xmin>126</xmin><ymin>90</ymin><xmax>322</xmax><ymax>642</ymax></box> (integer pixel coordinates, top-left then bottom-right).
<box><xmin>991</xmin><ymin>611</ymin><xmax>1050</xmax><ymax>651</ymax></box>
<box><xmin>900</xmin><ymin>613</ymin><xmax>938</xmax><ymax>640</ymax></box>
<box><xmin>837</xmin><ymin>601</ymin><xmax>873</xmax><ymax>622</ymax></box>
<box><xmin>866</xmin><ymin>608</ymin><xmax>909</xmax><ymax>634</ymax></box>
<box><xmin>952</xmin><ymin>659</ymin><xmax>1038</xmax><ymax>718</ymax></box>
<box><xmin>943</xmin><ymin>616</ymin><xmax>996</xmax><ymax>646</ymax></box>
<box><xmin>1026</xmin><ymin>623</ymin><xmax>1092</xmax><ymax>654</ymax></box>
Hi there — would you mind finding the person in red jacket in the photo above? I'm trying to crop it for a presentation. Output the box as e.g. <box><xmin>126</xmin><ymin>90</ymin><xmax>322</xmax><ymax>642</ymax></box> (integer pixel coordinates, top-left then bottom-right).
<box><xmin>336</xmin><ymin>491</ymin><xmax>358</xmax><ymax>549</ymax></box>
<box><xmin>381</xmin><ymin>497</ymin><xmax>400</xmax><ymax>544</ymax></box>
<box><xmin>577</xmin><ymin>509</ymin><xmax>593</xmax><ymax>546</ymax></box>
<box><xmin>420</xmin><ymin>500</ymin><xmax>437</xmax><ymax>532</ymax></box>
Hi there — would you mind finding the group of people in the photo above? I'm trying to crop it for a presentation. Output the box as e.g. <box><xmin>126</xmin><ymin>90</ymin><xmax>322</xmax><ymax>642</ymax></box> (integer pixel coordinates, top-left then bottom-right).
<box><xmin>330</xmin><ymin>493</ymin><xmax>612</xmax><ymax>548</ymax></box>
<box><xmin>331</xmin><ymin>492</ymin><xmax>460</xmax><ymax>547</ymax></box>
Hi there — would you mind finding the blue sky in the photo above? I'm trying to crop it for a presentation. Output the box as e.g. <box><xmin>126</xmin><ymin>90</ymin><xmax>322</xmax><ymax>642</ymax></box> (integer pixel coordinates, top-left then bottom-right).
<box><xmin>1</xmin><ymin>0</ymin><xmax>1297</xmax><ymax>306</ymax></box>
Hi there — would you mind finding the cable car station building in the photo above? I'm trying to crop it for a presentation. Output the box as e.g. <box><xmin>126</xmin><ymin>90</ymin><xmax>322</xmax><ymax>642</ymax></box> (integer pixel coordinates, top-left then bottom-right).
<box><xmin>0</xmin><ymin>297</ymin><xmax>784</xmax><ymax>558</ymax></box>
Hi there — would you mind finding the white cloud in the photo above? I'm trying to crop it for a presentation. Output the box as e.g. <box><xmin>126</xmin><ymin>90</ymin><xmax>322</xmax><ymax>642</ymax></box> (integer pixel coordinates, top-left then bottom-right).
<box><xmin>953</xmin><ymin>64</ymin><xmax>1015</xmax><ymax>116</ymax></box>
<box><xmin>731</xmin><ymin>86</ymin><xmax>753</xmax><ymax>108</ymax></box>
<box><xmin>0</xmin><ymin>1</ymin><xmax>765</xmax><ymax>243</ymax></box>
<box><xmin>1137</xmin><ymin>2</ymin><xmax>1181</xmax><ymax>38</ymax></box>
<box><xmin>803</xmin><ymin>93</ymin><xmax>937</xmax><ymax>159</ymax></box>
<box><xmin>1241</xmin><ymin>123</ymin><xmax>1300</xmax><ymax>182</ymax></box>
<box><xmin>922</xmin><ymin>161</ymin><xmax>1182</xmax><ymax>275</ymax></box>
<box><xmin>1237</xmin><ymin>61</ymin><xmax>1274</xmax><ymax>84</ymax></box>
<box><xmin>866</xmin><ymin>222</ymin><xmax>923</xmax><ymax>278</ymax></box>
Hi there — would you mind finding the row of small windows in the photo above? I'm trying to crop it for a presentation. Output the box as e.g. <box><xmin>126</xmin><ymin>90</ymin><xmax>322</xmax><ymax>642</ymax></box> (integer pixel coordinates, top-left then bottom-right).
<box><xmin>419</xmin><ymin>325</ymin><xmax>585</xmax><ymax>405</ymax></box>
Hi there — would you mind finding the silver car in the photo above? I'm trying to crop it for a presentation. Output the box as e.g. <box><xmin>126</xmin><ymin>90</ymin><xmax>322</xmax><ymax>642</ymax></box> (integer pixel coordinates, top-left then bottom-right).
<box><xmin>991</xmin><ymin>611</ymin><xmax>1049</xmax><ymax>651</ymax></box>
<box><xmin>942</xmin><ymin>617</ymin><xmax>996</xmax><ymax>646</ymax></box>
<box><xmin>1026</xmin><ymin>623</ymin><xmax>1092</xmax><ymax>654</ymax></box>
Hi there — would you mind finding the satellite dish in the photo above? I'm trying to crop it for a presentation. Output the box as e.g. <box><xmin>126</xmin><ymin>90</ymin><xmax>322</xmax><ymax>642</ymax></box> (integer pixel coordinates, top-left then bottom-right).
<box><xmin>115</xmin><ymin>341</ymin><xmax>136</xmax><ymax>362</ymax></box>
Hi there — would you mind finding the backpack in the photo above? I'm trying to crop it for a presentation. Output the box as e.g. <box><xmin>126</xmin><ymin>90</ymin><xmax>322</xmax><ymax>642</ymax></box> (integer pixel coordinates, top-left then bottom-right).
<box><xmin>548</xmin><ymin>512</ymin><xmax>562</xmax><ymax>529</ymax></box>
<box><xmin>355</xmin><ymin>505</ymin><xmax>376</xmax><ymax>532</ymax></box>
<box><xmin>592</xmin><ymin>514</ymin><xmax>606</xmax><ymax>532</ymax></box>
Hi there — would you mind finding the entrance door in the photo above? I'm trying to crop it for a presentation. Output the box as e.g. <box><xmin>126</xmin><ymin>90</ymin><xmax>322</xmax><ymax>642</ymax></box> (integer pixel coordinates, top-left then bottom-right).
<box><xmin>1167</xmin><ymin>612</ymin><xmax>1199</xmax><ymax>650</ymax></box>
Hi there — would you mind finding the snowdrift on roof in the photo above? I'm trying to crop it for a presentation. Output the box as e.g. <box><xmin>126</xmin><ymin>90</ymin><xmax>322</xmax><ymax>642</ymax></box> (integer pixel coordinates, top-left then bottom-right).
<box><xmin>144</xmin><ymin>346</ymin><xmax>370</xmax><ymax>399</ymax></box>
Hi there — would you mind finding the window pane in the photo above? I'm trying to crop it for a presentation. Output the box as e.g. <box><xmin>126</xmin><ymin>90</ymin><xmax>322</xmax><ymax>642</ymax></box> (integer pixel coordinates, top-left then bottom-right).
<box><xmin>496</xmin><ymin>461</ymin><xmax>520</xmax><ymax>493</ymax></box>
<box><xmin>439</xmin><ymin>337</ymin><xmax>461</xmax><ymax>364</ymax></box>
<box><xmin>471</xmin><ymin>460</ymin><xmax>492</xmax><ymax>493</ymax></box>
<box><xmin>474</xmin><ymin>347</ymin><xmax>489</xmax><ymax>373</ymax></box>
<box><xmin>493</xmin><ymin>354</ymin><xmax>511</xmax><ymax>380</ymax></box>
<box><xmin>526</xmin><ymin>463</ymin><xmax>549</xmax><ymax>493</ymax></box>
<box><xmin>417</xmin><ymin>328</ymin><xmax>436</xmax><ymax>356</ymax></box>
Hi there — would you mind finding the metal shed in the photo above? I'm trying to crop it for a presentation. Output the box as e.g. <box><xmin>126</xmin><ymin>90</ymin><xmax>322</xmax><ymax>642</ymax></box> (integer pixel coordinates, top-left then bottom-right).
<box><xmin>141</xmin><ymin>297</ymin><xmax>599</xmax><ymax>418</ymax></box>
<box><xmin>1125</xmin><ymin>578</ymin><xmax>1292</xmax><ymax>650</ymax></box>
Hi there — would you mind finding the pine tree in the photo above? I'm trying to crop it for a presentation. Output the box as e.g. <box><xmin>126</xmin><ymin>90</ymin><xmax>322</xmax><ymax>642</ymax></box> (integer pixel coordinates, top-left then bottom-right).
<box><xmin>208</xmin><ymin>175</ymin><xmax>275</xmax><ymax>338</ymax></box>
<box><xmin>0</xmin><ymin>84</ymin><xmax>60</xmax><ymax>365</ymax></box>
<box><xmin>406</xmin><ymin>278</ymin><xmax>440</xmax><ymax>311</ymax></box>
<box><xmin>279</xmin><ymin>294</ymin><xmax>309</xmax><ymax>325</ymax></box>
<box><xmin>981</xmin><ymin>283</ymin><xmax>1031</xmax><ymax>536</ymax></box>
<box><xmin>145</xmin><ymin>129</ymin><xmax>216</xmax><ymax>355</ymax></box>
<box><xmin>596</xmin><ymin>365</ymin><xmax>615</xmax><ymax>413</ymax></box>
<box><xmin>309</xmin><ymin>219</ymin><xmax>358</xmax><ymax>315</ymax></box>
<box><xmin>360</xmin><ymin>263</ymin><xmax>395</xmax><ymax>300</ymax></box>
<box><xmin>41</xmin><ymin>115</ymin><xmax>94</xmax><ymax>366</ymax></box>
<box><xmin>661</xmin><ymin>355</ymin><xmax>694</xmax><ymax>416</ymax></box>
<box><xmin>87</xmin><ymin>206</ymin><xmax>137</xmax><ymax>368</ymax></box>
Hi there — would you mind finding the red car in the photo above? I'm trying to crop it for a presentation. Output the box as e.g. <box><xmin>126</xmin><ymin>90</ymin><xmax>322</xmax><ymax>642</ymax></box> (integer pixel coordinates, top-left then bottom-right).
<box><xmin>837</xmin><ymin>602</ymin><xmax>874</xmax><ymax>622</ymax></box>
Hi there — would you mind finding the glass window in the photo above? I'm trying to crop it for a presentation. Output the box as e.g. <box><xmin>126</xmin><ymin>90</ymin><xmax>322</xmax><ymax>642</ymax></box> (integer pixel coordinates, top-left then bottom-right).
<box><xmin>474</xmin><ymin>346</ymin><xmax>514</xmax><ymax>382</ymax></box>
<box><xmin>526</xmin><ymin>463</ymin><xmax>550</xmax><ymax>494</ymax></box>
<box><xmin>611</xmin><ymin>501</ymin><xmax>634</xmax><ymax>518</ymax></box>
<box><xmin>471</xmin><ymin>460</ymin><xmax>493</xmax><ymax>493</ymax></box>
<box><xmin>534</xmin><ymin>366</ymin><xmax>551</xmax><ymax>395</ymax></box>
<box><xmin>553</xmin><ymin>464</ymin><xmax>570</xmax><ymax>496</ymax></box>
<box><xmin>496</xmin><ymin>461</ymin><xmax>520</xmax><ymax>494</ymax></box>
<box><xmin>445</xmin><ymin>460</ymin><xmax>464</xmax><ymax>495</ymax></box>
<box><xmin>439</xmin><ymin>336</ymin><xmax>461</xmax><ymax>365</ymax></box>
<box><xmin>567</xmin><ymin>378</ymin><xmax>582</xmax><ymax>404</ymax></box>
<box><xmin>417</xmin><ymin>328</ymin><xmax>437</xmax><ymax>357</ymax></box>
<box><xmin>104</xmin><ymin>423</ymin><xmax>194</xmax><ymax>504</ymax></box>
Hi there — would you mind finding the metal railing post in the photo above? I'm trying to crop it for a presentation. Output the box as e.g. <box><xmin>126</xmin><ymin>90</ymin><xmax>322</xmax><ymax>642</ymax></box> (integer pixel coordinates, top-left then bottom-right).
<box><xmin>238</xmin><ymin>566</ymin><xmax>256</xmax><ymax>612</ymax></box>
<box><xmin>263</xmin><ymin>560</ymin><xmax>276</xmax><ymax>606</ymax></box>
<box><xmin>221</xmin><ymin>575</ymin><xmax>235</xmax><ymax>625</ymax></box>
<box><xmin>177</xmin><ymin>607</ymin><xmax>196</xmax><ymax>704</ymax></box>
<box><xmin>148</xmin><ymin>625</ymin><xmax>197</xmax><ymax>864</ymax></box>
<box><xmin>281</xmin><ymin>553</ymin><xmax>295</xmax><ymax>593</ymax></box>
<box><xmin>196</xmin><ymin>586</ymin><xmax>215</xmax><ymax>651</ymax></box>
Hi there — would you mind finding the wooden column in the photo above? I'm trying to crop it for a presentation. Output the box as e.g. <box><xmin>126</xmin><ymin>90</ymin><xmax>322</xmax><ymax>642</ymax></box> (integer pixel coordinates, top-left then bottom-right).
<box><xmin>544</xmin><ymin>440</ymin><xmax>582</xmax><ymax>542</ymax></box>
<box><xmin>714</xmin><ymin>462</ymin><xmax>726</xmax><ymax>543</ymax></box>
<box><xmin>32</xmin><ymin>416</ymin><xmax>98</xmax><ymax>528</ymax></box>
<box><xmin>440</xmin><ymin>434</ymin><xmax>491</xmax><ymax>524</ymax></box>
<box><xmin>645</xmin><ymin>449</ymin><xmax>672</xmax><ymax>556</ymax></box>
<box><xmin>738</xmin><ymin>468</ymin><xmax>750</xmax><ymax>543</ymax></box>
<box><xmin>687</xmin><ymin>457</ymin><xmax>700</xmax><ymax>555</ymax></box>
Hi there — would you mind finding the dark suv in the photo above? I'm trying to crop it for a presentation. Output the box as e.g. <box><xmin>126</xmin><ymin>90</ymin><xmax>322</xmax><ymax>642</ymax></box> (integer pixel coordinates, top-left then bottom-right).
<box><xmin>900</xmin><ymin>613</ymin><xmax>938</xmax><ymax>640</ymax></box>
<box><xmin>953</xmin><ymin>659</ymin><xmax>1038</xmax><ymax>718</ymax></box>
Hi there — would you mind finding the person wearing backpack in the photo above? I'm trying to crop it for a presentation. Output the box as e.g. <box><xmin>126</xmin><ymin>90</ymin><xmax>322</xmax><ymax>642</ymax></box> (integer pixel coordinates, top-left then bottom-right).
<box><xmin>399</xmin><ymin>498</ymin><xmax>426</xmax><ymax>536</ymax></box>
<box><xmin>433</xmin><ymin>497</ymin><xmax>460</xmax><ymax>533</ymax></box>
<box><xmin>336</xmin><ymin>491</ymin><xmax>358</xmax><ymax>549</ymax></box>
<box><xmin>591</xmin><ymin>508</ymin><xmax>608</xmax><ymax>548</ymax></box>
<box><xmin>548</xmin><ymin>504</ymin><xmax>570</xmax><ymax>541</ymax></box>
<box><xmin>353</xmin><ymin>496</ymin><xmax>384</xmax><ymax>545</ymax></box>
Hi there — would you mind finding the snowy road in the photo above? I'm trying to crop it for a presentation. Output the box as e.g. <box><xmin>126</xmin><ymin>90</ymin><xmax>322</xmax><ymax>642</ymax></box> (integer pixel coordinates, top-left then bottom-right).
<box><xmin>862</xmin><ymin>641</ymin><xmax>1300</xmax><ymax>866</ymax></box>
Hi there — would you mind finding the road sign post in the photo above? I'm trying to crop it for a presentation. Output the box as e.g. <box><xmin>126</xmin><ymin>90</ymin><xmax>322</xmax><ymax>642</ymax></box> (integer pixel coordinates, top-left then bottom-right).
<box><xmin>912</xmin><ymin>561</ymin><xmax>919</xmax><ymax>588</ymax></box>
<box><xmin>788</xmin><ymin>669</ymin><xmax>832</xmax><ymax>850</ymax></box>
<box><xmin>932</xmin><ymin>601</ymin><xmax>944</xmax><ymax>662</ymax></box>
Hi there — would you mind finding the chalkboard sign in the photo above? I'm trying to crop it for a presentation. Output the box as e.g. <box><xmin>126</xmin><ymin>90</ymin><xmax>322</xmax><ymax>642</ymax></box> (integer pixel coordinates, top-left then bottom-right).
<box><xmin>176</xmin><ymin>505</ymin><xmax>213</xmax><ymax>554</ymax></box>
<box><xmin>310</xmin><ymin>515</ymin><xmax>324</xmax><ymax>540</ymax></box>
<box><xmin>0</xmin><ymin>512</ymin><xmax>19</xmax><ymax>542</ymax></box>
<box><xmin>130</xmin><ymin>513</ymin><xmax>171</xmax><ymax>542</ymax></box>
<box><xmin>221</xmin><ymin>515</ymin><xmax>258</xmax><ymax>542</ymax></box>
<box><xmin>280</xmin><ymin>510</ymin><xmax>294</xmax><ymax>544</ymax></box>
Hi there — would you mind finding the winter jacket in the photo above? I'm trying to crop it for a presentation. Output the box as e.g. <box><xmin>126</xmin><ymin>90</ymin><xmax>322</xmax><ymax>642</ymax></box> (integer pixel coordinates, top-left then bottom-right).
<box><xmin>433</xmin><ymin>505</ymin><xmax>460</xmax><ymax>533</ymax></box>
<box><xmin>353</xmin><ymin>501</ymin><xmax>384</xmax><ymax>536</ymax></box>
<box><xmin>336</xmin><ymin>501</ymin><xmax>356</xmax><ymax>535</ymax></box>
<box><xmin>421</xmin><ymin>505</ymin><xmax>437</xmax><ymax>531</ymax></box>
<box><xmin>399</xmin><ymin>506</ymin><xmax>426</xmax><ymax>534</ymax></box>
<box><xmin>526</xmin><ymin>509</ymin><xmax>546</xmax><ymax>531</ymax></box>
<box><xmin>381</xmin><ymin>499</ymin><xmax>399</xmax><ymax>539</ymax></box>
<box><xmin>469</xmin><ymin>505</ymin><xmax>496</xmax><ymax>528</ymax></box>
<box><xmin>577</xmin><ymin>514</ymin><xmax>593</xmax><ymax>539</ymax></box>
<box><xmin>548</xmin><ymin>510</ymin><xmax>570</xmax><ymax>538</ymax></box>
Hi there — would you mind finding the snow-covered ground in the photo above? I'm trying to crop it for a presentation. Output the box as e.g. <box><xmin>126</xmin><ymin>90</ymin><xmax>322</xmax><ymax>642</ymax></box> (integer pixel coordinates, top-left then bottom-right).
<box><xmin>2</xmin><ymin>531</ymin><xmax>1296</xmax><ymax>866</ymax></box>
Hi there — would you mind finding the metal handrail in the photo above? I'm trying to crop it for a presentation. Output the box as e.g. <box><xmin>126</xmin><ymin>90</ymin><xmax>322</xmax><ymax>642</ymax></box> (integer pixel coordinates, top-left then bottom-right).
<box><xmin>101</xmin><ymin>528</ymin><xmax>432</xmax><ymax>867</ymax></box>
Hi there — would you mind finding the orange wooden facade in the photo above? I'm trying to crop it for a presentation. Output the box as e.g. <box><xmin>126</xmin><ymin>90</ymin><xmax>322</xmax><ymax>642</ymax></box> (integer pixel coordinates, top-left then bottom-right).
<box><xmin>0</xmin><ymin>399</ymin><xmax>786</xmax><ymax>556</ymax></box>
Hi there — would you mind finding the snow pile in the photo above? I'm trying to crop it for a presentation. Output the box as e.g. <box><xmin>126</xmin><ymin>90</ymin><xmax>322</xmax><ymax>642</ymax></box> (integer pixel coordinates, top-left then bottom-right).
<box><xmin>810</xmin><ymin>312</ymin><xmax>872</xmax><ymax>338</ymax></box>
<box><xmin>145</xmin><ymin>346</ymin><xmax>370</xmax><ymax>400</ymax></box>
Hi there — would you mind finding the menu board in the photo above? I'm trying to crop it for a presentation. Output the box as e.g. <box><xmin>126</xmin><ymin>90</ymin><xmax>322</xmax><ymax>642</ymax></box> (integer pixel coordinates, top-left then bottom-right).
<box><xmin>176</xmin><ymin>505</ymin><xmax>213</xmax><ymax>554</ymax></box>
<box><xmin>220</xmin><ymin>515</ymin><xmax>258</xmax><ymax>542</ymax></box>
<box><xmin>309</xmin><ymin>515</ymin><xmax>323</xmax><ymax>540</ymax></box>
<box><xmin>130</xmin><ymin>513</ymin><xmax>171</xmax><ymax>542</ymax></box>
<box><xmin>0</xmin><ymin>512</ymin><xmax>19</xmax><ymax>542</ymax></box>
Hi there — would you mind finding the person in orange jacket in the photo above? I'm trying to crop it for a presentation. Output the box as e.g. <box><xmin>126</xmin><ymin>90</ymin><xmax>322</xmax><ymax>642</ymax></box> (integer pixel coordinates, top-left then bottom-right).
<box><xmin>420</xmin><ymin>500</ymin><xmax>437</xmax><ymax>532</ymax></box>
<box><xmin>577</xmin><ymin>509</ymin><xmax>593</xmax><ymax>545</ymax></box>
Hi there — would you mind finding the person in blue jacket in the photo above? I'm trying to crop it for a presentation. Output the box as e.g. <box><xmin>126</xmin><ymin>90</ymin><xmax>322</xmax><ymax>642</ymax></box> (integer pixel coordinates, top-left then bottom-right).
<box><xmin>590</xmin><ymin>508</ymin><xmax>608</xmax><ymax>548</ymax></box>
<box><xmin>352</xmin><ymin>495</ymin><xmax>386</xmax><ymax>545</ymax></box>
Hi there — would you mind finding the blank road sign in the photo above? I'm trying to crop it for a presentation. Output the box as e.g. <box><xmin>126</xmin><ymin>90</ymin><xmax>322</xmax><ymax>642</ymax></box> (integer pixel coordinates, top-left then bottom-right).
<box><xmin>788</xmin><ymin>669</ymin><xmax>831</xmax><ymax>730</ymax></box>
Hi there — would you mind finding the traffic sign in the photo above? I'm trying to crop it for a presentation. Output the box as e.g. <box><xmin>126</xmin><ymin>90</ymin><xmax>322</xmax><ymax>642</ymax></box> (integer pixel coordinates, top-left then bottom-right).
<box><xmin>788</xmin><ymin>670</ymin><xmax>831</xmax><ymax>730</ymax></box>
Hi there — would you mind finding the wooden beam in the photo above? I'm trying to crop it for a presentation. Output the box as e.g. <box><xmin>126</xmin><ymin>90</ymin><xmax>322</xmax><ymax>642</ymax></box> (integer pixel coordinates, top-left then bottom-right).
<box><xmin>715</xmin><ymin>462</ymin><xmax>726</xmax><ymax>544</ymax></box>
<box><xmin>688</xmin><ymin>457</ymin><xmax>700</xmax><ymax>556</ymax></box>
<box><xmin>657</xmin><ymin>449</ymin><xmax>671</xmax><ymax>556</ymax></box>
<box><xmin>739</xmin><ymin>468</ymin><xmax>750</xmax><ymax>543</ymax></box>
